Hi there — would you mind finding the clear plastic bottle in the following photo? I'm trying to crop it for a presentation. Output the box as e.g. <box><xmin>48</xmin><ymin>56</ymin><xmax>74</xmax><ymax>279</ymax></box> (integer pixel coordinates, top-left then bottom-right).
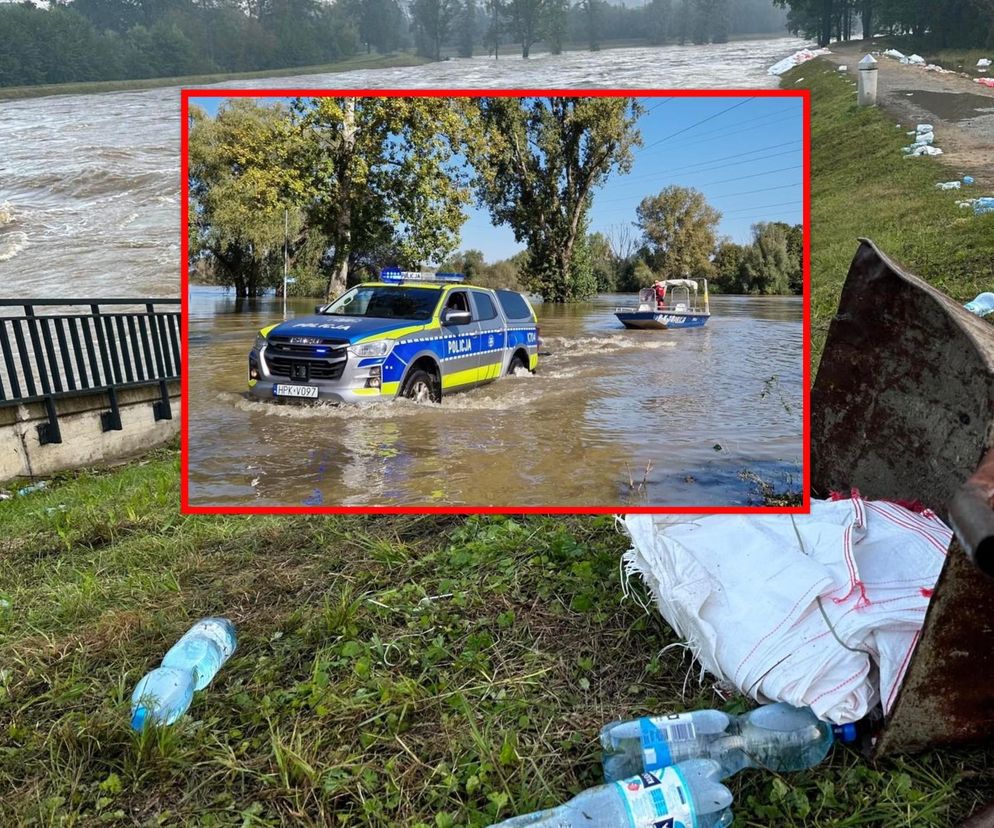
<box><xmin>965</xmin><ymin>292</ymin><xmax>994</xmax><ymax>316</ymax></box>
<box><xmin>489</xmin><ymin>759</ymin><xmax>733</xmax><ymax>828</ymax></box>
<box><xmin>130</xmin><ymin>618</ymin><xmax>237</xmax><ymax>730</ymax></box>
<box><xmin>600</xmin><ymin>703</ymin><xmax>858</xmax><ymax>782</ymax></box>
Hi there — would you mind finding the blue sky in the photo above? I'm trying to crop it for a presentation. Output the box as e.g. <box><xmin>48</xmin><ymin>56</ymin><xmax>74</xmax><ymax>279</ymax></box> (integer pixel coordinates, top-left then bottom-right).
<box><xmin>191</xmin><ymin>95</ymin><xmax>803</xmax><ymax>262</ymax></box>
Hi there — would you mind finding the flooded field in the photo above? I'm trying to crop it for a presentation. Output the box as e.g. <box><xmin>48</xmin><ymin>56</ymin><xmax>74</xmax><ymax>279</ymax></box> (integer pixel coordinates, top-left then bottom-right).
<box><xmin>187</xmin><ymin>288</ymin><xmax>803</xmax><ymax>507</ymax></box>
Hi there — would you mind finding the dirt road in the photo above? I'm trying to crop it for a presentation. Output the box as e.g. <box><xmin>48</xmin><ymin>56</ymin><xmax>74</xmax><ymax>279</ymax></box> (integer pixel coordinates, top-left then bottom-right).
<box><xmin>822</xmin><ymin>41</ymin><xmax>994</xmax><ymax>186</ymax></box>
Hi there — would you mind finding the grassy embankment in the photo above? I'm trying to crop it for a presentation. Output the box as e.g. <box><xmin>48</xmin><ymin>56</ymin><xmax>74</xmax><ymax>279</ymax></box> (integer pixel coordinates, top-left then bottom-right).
<box><xmin>0</xmin><ymin>53</ymin><xmax>429</xmax><ymax>101</ymax></box>
<box><xmin>782</xmin><ymin>60</ymin><xmax>994</xmax><ymax>367</ymax></box>
<box><xmin>2</xmin><ymin>63</ymin><xmax>994</xmax><ymax>827</ymax></box>
<box><xmin>2</xmin><ymin>448</ymin><xmax>993</xmax><ymax>827</ymax></box>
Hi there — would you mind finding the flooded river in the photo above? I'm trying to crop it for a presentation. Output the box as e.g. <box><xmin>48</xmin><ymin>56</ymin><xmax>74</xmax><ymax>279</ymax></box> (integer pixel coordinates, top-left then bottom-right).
<box><xmin>187</xmin><ymin>288</ymin><xmax>803</xmax><ymax>507</ymax></box>
<box><xmin>0</xmin><ymin>35</ymin><xmax>810</xmax><ymax>298</ymax></box>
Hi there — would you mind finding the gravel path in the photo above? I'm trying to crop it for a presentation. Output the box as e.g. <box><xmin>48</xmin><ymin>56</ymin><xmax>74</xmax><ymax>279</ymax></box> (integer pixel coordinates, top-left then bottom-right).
<box><xmin>821</xmin><ymin>41</ymin><xmax>994</xmax><ymax>186</ymax></box>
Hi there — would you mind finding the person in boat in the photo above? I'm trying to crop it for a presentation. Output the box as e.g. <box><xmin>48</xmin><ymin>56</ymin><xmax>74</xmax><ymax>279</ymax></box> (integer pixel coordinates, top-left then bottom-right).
<box><xmin>653</xmin><ymin>281</ymin><xmax>667</xmax><ymax>310</ymax></box>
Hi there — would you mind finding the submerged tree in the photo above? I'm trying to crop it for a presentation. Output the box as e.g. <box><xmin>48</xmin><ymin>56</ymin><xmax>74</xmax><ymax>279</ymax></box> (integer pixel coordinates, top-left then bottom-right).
<box><xmin>188</xmin><ymin>100</ymin><xmax>311</xmax><ymax>297</ymax></box>
<box><xmin>465</xmin><ymin>97</ymin><xmax>643</xmax><ymax>302</ymax></box>
<box><xmin>296</xmin><ymin>97</ymin><xmax>472</xmax><ymax>300</ymax></box>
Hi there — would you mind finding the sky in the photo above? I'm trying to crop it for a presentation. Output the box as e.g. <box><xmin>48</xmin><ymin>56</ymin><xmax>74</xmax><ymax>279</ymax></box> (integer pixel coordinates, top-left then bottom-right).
<box><xmin>191</xmin><ymin>94</ymin><xmax>804</xmax><ymax>263</ymax></box>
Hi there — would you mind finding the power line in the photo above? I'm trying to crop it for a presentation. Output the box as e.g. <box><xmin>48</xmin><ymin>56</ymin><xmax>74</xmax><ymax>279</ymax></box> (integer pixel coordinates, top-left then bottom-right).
<box><xmin>595</xmin><ymin>164</ymin><xmax>801</xmax><ymax>205</ymax></box>
<box><xmin>720</xmin><ymin>200</ymin><xmax>803</xmax><ymax>215</ymax></box>
<box><xmin>643</xmin><ymin>140</ymin><xmax>802</xmax><ymax>174</ymax></box>
<box><xmin>641</xmin><ymin>97</ymin><xmax>756</xmax><ymax>151</ymax></box>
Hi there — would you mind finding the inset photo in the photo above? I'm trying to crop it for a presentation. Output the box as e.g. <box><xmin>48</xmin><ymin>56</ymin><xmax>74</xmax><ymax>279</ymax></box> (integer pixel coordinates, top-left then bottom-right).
<box><xmin>182</xmin><ymin>91</ymin><xmax>808</xmax><ymax>512</ymax></box>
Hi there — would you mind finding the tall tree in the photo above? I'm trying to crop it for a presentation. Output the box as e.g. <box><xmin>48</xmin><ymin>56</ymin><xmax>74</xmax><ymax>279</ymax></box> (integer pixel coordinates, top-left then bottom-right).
<box><xmin>737</xmin><ymin>221</ymin><xmax>795</xmax><ymax>294</ymax></box>
<box><xmin>505</xmin><ymin>0</ymin><xmax>546</xmax><ymax>57</ymax></box>
<box><xmin>296</xmin><ymin>97</ymin><xmax>471</xmax><ymax>299</ymax></box>
<box><xmin>635</xmin><ymin>185</ymin><xmax>720</xmax><ymax>282</ymax></box>
<box><xmin>188</xmin><ymin>100</ymin><xmax>310</xmax><ymax>296</ymax></box>
<box><xmin>545</xmin><ymin>0</ymin><xmax>569</xmax><ymax>54</ymax></box>
<box><xmin>412</xmin><ymin>0</ymin><xmax>455</xmax><ymax>59</ymax></box>
<box><xmin>465</xmin><ymin>97</ymin><xmax>643</xmax><ymax>302</ymax></box>
<box><xmin>457</xmin><ymin>0</ymin><xmax>477</xmax><ymax>56</ymax></box>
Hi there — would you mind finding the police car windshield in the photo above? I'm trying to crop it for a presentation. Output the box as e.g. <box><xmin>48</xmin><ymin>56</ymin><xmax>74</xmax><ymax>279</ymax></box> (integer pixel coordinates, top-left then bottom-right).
<box><xmin>324</xmin><ymin>286</ymin><xmax>441</xmax><ymax>321</ymax></box>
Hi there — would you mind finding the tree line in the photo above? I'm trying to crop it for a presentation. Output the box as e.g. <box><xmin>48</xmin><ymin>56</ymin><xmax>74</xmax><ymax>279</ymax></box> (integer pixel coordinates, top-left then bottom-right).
<box><xmin>775</xmin><ymin>0</ymin><xmax>994</xmax><ymax>48</ymax></box>
<box><xmin>188</xmin><ymin>96</ymin><xmax>802</xmax><ymax>303</ymax></box>
<box><xmin>1</xmin><ymin>0</ymin><xmax>785</xmax><ymax>88</ymax></box>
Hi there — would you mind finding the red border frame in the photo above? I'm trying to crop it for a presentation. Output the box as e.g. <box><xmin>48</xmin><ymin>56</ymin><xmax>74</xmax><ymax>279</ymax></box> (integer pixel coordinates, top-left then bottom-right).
<box><xmin>179</xmin><ymin>87</ymin><xmax>811</xmax><ymax>516</ymax></box>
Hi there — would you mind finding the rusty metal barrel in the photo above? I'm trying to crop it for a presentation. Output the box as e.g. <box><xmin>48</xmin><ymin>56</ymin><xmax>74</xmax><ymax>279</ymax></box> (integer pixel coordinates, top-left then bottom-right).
<box><xmin>811</xmin><ymin>239</ymin><xmax>994</xmax><ymax>758</ymax></box>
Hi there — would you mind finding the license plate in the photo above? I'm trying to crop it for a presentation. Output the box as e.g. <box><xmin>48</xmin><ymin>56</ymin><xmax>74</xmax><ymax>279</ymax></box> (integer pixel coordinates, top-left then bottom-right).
<box><xmin>273</xmin><ymin>383</ymin><xmax>318</xmax><ymax>399</ymax></box>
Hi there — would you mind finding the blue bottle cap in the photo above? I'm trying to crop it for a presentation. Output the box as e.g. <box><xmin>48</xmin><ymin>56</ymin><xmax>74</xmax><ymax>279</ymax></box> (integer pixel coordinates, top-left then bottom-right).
<box><xmin>832</xmin><ymin>722</ymin><xmax>858</xmax><ymax>743</ymax></box>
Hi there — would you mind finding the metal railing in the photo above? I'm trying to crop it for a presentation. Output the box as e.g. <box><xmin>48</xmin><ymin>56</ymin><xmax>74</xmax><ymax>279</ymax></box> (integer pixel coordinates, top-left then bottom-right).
<box><xmin>0</xmin><ymin>299</ymin><xmax>181</xmax><ymax>444</ymax></box>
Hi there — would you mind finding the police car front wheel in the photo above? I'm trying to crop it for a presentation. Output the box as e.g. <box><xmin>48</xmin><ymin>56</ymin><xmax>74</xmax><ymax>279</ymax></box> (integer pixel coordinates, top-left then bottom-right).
<box><xmin>402</xmin><ymin>369</ymin><xmax>441</xmax><ymax>404</ymax></box>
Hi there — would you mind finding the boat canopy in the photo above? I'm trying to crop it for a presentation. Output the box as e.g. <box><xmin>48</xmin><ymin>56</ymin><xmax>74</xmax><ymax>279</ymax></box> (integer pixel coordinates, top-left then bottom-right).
<box><xmin>656</xmin><ymin>278</ymin><xmax>700</xmax><ymax>290</ymax></box>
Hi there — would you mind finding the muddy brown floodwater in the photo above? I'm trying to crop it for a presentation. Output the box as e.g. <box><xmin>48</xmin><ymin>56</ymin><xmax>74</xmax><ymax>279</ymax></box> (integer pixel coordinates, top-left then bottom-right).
<box><xmin>186</xmin><ymin>287</ymin><xmax>803</xmax><ymax>508</ymax></box>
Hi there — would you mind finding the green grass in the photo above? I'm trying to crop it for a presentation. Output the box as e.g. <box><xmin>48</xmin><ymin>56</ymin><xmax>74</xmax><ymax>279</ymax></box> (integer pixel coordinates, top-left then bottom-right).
<box><xmin>0</xmin><ymin>53</ymin><xmax>429</xmax><ymax>101</ymax></box>
<box><xmin>1</xmin><ymin>450</ymin><xmax>993</xmax><ymax>826</ymax></box>
<box><xmin>781</xmin><ymin>60</ymin><xmax>994</xmax><ymax>369</ymax></box>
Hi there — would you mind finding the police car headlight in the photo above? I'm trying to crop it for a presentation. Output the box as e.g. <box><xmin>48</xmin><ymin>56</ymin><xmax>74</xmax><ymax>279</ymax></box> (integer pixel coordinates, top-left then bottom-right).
<box><xmin>254</xmin><ymin>334</ymin><xmax>267</xmax><ymax>351</ymax></box>
<box><xmin>350</xmin><ymin>339</ymin><xmax>395</xmax><ymax>357</ymax></box>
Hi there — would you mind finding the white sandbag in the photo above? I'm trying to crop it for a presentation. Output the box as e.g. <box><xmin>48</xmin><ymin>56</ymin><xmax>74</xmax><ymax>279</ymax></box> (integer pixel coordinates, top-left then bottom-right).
<box><xmin>767</xmin><ymin>48</ymin><xmax>831</xmax><ymax>76</ymax></box>
<box><xmin>622</xmin><ymin>497</ymin><xmax>950</xmax><ymax>724</ymax></box>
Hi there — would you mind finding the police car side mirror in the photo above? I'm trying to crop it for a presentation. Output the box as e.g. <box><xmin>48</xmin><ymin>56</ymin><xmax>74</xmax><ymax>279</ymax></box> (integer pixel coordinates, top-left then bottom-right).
<box><xmin>441</xmin><ymin>308</ymin><xmax>472</xmax><ymax>325</ymax></box>
<box><xmin>314</xmin><ymin>305</ymin><xmax>325</xmax><ymax>314</ymax></box>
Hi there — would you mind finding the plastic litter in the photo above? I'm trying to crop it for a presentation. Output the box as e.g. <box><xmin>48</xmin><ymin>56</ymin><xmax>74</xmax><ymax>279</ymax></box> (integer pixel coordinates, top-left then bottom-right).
<box><xmin>130</xmin><ymin>618</ymin><xmax>237</xmax><ymax>730</ymax></box>
<box><xmin>622</xmin><ymin>497</ymin><xmax>951</xmax><ymax>723</ymax></box>
<box><xmin>964</xmin><ymin>293</ymin><xmax>994</xmax><ymax>317</ymax></box>
<box><xmin>16</xmin><ymin>481</ymin><xmax>48</xmax><ymax>496</ymax></box>
<box><xmin>838</xmin><ymin>65</ymin><xmax>847</xmax><ymax>71</ymax></box>
<box><xmin>600</xmin><ymin>702</ymin><xmax>858</xmax><ymax>782</ymax></box>
<box><xmin>964</xmin><ymin>176</ymin><xmax>975</xmax><ymax>185</ymax></box>
<box><xmin>978</xmin><ymin>58</ymin><xmax>991</xmax><ymax>71</ymax></box>
<box><xmin>488</xmin><ymin>760</ymin><xmax>733</xmax><ymax>828</ymax></box>
<box><xmin>976</xmin><ymin>77</ymin><xmax>994</xmax><ymax>88</ymax></box>
<box><xmin>883</xmin><ymin>48</ymin><xmax>906</xmax><ymax>60</ymax></box>
<box><xmin>903</xmin><ymin>53</ymin><xmax>926</xmax><ymax>65</ymax></box>
<box><xmin>975</xmin><ymin>197</ymin><xmax>994</xmax><ymax>214</ymax></box>
<box><xmin>936</xmin><ymin>181</ymin><xmax>962</xmax><ymax>190</ymax></box>
<box><xmin>767</xmin><ymin>48</ymin><xmax>831</xmax><ymax>76</ymax></box>
<box><xmin>905</xmin><ymin>145</ymin><xmax>943</xmax><ymax>157</ymax></box>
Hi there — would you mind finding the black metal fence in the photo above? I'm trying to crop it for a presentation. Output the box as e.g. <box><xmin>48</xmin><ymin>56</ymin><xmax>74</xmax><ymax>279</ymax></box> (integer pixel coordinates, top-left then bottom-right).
<box><xmin>0</xmin><ymin>299</ymin><xmax>181</xmax><ymax>444</ymax></box>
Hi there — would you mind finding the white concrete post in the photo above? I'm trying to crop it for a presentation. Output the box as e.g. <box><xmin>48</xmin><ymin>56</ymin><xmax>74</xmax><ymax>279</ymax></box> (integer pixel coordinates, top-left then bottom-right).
<box><xmin>858</xmin><ymin>54</ymin><xmax>878</xmax><ymax>107</ymax></box>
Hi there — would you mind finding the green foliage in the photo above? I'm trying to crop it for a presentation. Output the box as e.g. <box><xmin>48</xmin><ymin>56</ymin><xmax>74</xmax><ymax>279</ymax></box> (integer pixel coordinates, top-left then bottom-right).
<box><xmin>188</xmin><ymin>100</ymin><xmax>311</xmax><ymax>297</ymax></box>
<box><xmin>636</xmin><ymin>185</ymin><xmax>721</xmax><ymax>282</ymax></box>
<box><xmin>466</xmin><ymin>97</ymin><xmax>642</xmax><ymax>302</ymax></box>
<box><xmin>297</xmin><ymin>97</ymin><xmax>472</xmax><ymax>299</ymax></box>
<box><xmin>188</xmin><ymin>97</ymin><xmax>471</xmax><ymax>300</ymax></box>
<box><xmin>776</xmin><ymin>0</ymin><xmax>993</xmax><ymax>48</ymax></box>
<box><xmin>0</xmin><ymin>0</ymin><xmax>367</xmax><ymax>88</ymax></box>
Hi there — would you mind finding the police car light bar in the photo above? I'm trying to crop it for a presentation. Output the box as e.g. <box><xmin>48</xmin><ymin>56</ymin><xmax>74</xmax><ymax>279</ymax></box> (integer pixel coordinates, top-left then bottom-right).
<box><xmin>379</xmin><ymin>267</ymin><xmax>465</xmax><ymax>284</ymax></box>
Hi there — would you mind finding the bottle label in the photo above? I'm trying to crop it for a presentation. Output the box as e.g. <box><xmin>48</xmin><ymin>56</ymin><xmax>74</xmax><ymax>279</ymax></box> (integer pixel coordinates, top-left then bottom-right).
<box><xmin>614</xmin><ymin>768</ymin><xmax>697</xmax><ymax>828</ymax></box>
<box><xmin>639</xmin><ymin>714</ymin><xmax>696</xmax><ymax>771</ymax></box>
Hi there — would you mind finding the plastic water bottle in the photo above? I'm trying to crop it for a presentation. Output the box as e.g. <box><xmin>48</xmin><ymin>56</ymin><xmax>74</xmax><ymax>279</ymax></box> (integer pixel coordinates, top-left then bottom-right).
<box><xmin>964</xmin><ymin>292</ymin><xmax>994</xmax><ymax>316</ymax></box>
<box><xmin>489</xmin><ymin>759</ymin><xmax>733</xmax><ymax>828</ymax></box>
<box><xmin>130</xmin><ymin>618</ymin><xmax>237</xmax><ymax>730</ymax></box>
<box><xmin>600</xmin><ymin>703</ymin><xmax>858</xmax><ymax>782</ymax></box>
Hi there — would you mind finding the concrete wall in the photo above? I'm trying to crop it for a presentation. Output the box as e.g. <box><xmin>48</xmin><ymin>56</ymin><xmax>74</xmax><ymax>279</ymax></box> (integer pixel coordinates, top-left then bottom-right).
<box><xmin>0</xmin><ymin>382</ymin><xmax>179</xmax><ymax>482</ymax></box>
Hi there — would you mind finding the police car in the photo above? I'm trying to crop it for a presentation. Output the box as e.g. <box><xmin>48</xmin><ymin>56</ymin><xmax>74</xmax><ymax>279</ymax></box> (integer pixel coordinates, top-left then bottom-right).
<box><xmin>248</xmin><ymin>269</ymin><xmax>539</xmax><ymax>404</ymax></box>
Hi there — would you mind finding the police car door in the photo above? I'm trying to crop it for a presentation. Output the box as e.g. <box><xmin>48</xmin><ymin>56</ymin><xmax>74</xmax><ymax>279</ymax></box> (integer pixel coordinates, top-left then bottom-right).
<box><xmin>439</xmin><ymin>289</ymin><xmax>482</xmax><ymax>390</ymax></box>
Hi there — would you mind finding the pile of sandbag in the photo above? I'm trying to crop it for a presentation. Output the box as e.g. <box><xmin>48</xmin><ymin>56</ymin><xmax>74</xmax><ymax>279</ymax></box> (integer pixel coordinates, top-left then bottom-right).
<box><xmin>622</xmin><ymin>496</ymin><xmax>951</xmax><ymax>724</ymax></box>
<box><xmin>768</xmin><ymin>48</ymin><xmax>831</xmax><ymax>76</ymax></box>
